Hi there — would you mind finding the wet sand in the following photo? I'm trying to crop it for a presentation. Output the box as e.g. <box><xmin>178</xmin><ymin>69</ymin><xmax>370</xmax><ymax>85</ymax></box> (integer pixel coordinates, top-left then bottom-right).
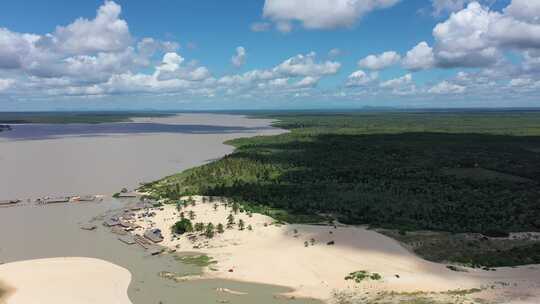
<box><xmin>0</xmin><ymin>114</ymin><xmax>283</xmax><ymax>199</ymax></box>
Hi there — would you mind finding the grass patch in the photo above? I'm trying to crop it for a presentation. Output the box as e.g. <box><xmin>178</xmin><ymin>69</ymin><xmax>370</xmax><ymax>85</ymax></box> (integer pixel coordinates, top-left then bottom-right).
<box><xmin>175</xmin><ymin>254</ymin><xmax>217</xmax><ymax>267</ymax></box>
<box><xmin>344</xmin><ymin>270</ymin><xmax>382</xmax><ymax>283</ymax></box>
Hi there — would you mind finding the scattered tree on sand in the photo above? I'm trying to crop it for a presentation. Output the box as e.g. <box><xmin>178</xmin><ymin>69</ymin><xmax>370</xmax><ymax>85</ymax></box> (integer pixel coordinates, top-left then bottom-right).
<box><xmin>195</xmin><ymin>222</ymin><xmax>205</xmax><ymax>232</ymax></box>
<box><xmin>310</xmin><ymin>238</ymin><xmax>316</xmax><ymax>245</ymax></box>
<box><xmin>180</xmin><ymin>212</ymin><xmax>185</xmax><ymax>219</ymax></box>
<box><xmin>238</xmin><ymin>219</ymin><xmax>245</xmax><ymax>230</ymax></box>
<box><xmin>173</xmin><ymin>218</ymin><xmax>193</xmax><ymax>235</ymax></box>
<box><xmin>205</xmin><ymin>223</ymin><xmax>215</xmax><ymax>238</ymax></box>
<box><xmin>232</xmin><ymin>202</ymin><xmax>240</xmax><ymax>214</ymax></box>
<box><xmin>217</xmin><ymin>223</ymin><xmax>225</xmax><ymax>234</ymax></box>
<box><xmin>188</xmin><ymin>210</ymin><xmax>196</xmax><ymax>220</ymax></box>
<box><xmin>176</xmin><ymin>202</ymin><xmax>182</xmax><ymax>212</ymax></box>
<box><xmin>247</xmin><ymin>224</ymin><xmax>253</xmax><ymax>231</ymax></box>
<box><xmin>304</xmin><ymin>241</ymin><xmax>309</xmax><ymax>247</ymax></box>
<box><xmin>213</xmin><ymin>203</ymin><xmax>219</xmax><ymax>211</ymax></box>
<box><xmin>189</xmin><ymin>197</ymin><xmax>196</xmax><ymax>206</ymax></box>
<box><xmin>226</xmin><ymin>214</ymin><xmax>235</xmax><ymax>228</ymax></box>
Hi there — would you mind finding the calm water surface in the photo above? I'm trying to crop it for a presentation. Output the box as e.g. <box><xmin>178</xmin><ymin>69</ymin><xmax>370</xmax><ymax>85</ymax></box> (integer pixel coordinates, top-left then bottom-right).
<box><xmin>0</xmin><ymin>114</ymin><xmax>284</xmax><ymax>199</ymax></box>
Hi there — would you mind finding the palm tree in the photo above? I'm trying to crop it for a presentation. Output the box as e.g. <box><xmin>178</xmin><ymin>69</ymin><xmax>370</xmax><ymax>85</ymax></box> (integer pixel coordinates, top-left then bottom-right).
<box><xmin>232</xmin><ymin>202</ymin><xmax>240</xmax><ymax>214</ymax></box>
<box><xmin>238</xmin><ymin>219</ymin><xmax>245</xmax><ymax>230</ymax></box>
<box><xmin>217</xmin><ymin>223</ymin><xmax>225</xmax><ymax>234</ymax></box>
<box><xmin>205</xmin><ymin>223</ymin><xmax>215</xmax><ymax>238</ymax></box>
<box><xmin>195</xmin><ymin>222</ymin><xmax>205</xmax><ymax>232</ymax></box>
<box><xmin>226</xmin><ymin>214</ymin><xmax>235</xmax><ymax>228</ymax></box>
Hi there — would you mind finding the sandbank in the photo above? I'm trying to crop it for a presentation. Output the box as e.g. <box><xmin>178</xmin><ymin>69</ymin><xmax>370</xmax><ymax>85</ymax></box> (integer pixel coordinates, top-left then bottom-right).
<box><xmin>0</xmin><ymin>257</ymin><xmax>132</xmax><ymax>304</ymax></box>
<box><xmin>132</xmin><ymin>196</ymin><xmax>540</xmax><ymax>303</ymax></box>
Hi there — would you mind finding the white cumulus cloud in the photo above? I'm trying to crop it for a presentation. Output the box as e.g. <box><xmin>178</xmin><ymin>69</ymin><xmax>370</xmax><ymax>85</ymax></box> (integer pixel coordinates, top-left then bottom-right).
<box><xmin>358</xmin><ymin>51</ymin><xmax>401</xmax><ymax>70</ymax></box>
<box><xmin>346</xmin><ymin>70</ymin><xmax>378</xmax><ymax>87</ymax></box>
<box><xmin>231</xmin><ymin>47</ymin><xmax>247</xmax><ymax>67</ymax></box>
<box><xmin>262</xmin><ymin>0</ymin><xmax>400</xmax><ymax>30</ymax></box>
<box><xmin>402</xmin><ymin>42</ymin><xmax>435</xmax><ymax>71</ymax></box>
<box><xmin>428</xmin><ymin>80</ymin><xmax>466</xmax><ymax>94</ymax></box>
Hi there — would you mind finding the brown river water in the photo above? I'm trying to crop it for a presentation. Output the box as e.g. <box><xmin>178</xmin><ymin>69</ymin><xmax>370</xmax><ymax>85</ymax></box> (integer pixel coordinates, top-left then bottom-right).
<box><xmin>0</xmin><ymin>114</ymin><xmax>320</xmax><ymax>304</ymax></box>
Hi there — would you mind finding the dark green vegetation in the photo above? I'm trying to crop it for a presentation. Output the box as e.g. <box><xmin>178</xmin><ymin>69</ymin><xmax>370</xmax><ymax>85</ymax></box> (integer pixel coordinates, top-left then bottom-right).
<box><xmin>144</xmin><ymin>111</ymin><xmax>540</xmax><ymax>266</ymax></box>
<box><xmin>333</xmin><ymin>288</ymin><xmax>484</xmax><ymax>304</ymax></box>
<box><xmin>173</xmin><ymin>218</ymin><xmax>193</xmax><ymax>235</ymax></box>
<box><xmin>344</xmin><ymin>270</ymin><xmax>382</xmax><ymax>283</ymax></box>
<box><xmin>381</xmin><ymin>229</ymin><xmax>540</xmax><ymax>268</ymax></box>
<box><xmin>175</xmin><ymin>254</ymin><xmax>217</xmax><ymax>267</ymax></box>
<box><xmin>0</xmin><ymin>111</ymin><xmax>170</xmax><ymax>124</ymax></box>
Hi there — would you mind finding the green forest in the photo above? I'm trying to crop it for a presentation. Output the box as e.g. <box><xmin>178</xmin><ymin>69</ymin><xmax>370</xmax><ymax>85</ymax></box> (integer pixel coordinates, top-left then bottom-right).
<box><xmin>144</xmin><ymin>111</ymin><xmax>540</xmax><ymax>236</ymax></box>
<box><xmin>0</xmin><ymin>111</ymin><xmax>170</xmax><ymax>124</ymax></box>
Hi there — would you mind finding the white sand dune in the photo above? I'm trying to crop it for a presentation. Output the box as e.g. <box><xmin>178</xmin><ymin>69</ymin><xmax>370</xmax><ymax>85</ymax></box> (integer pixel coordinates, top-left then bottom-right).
<box><xmin>0</xmin><ymin>257</ymin><xmax>132</xmax><ymax>304</ymax></box>
<box><xmin>133</xmin><ymin>196</ymin><xmax>540</xmax><ymax>302</ymax></box>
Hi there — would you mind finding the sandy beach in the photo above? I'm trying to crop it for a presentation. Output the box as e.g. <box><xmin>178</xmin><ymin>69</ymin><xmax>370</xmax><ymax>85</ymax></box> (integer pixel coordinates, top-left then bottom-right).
<box><xmin>131</xmin><ymin>196</ymin><xmax>540</xmax><ymax>303</ymax></box>
<box><xmin>0</xmin><ymin>257</ymin><xmax>131</xmax><ymax>304</ymax></box>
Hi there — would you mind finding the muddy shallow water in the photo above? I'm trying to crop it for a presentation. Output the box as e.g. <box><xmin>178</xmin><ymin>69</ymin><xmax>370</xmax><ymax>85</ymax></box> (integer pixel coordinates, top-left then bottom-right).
<box><xmin>0</xmin><ymin>113</ymin><xmax>319</xmax><ymax>303</ymax></box>
<box><xmin>0</xmin><ymin>199</ymin><xmax>320</xmax><ymax>304</ymax></box>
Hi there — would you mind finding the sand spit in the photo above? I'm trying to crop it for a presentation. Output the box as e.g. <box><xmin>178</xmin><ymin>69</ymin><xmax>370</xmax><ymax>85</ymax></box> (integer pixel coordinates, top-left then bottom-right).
<box><xmin>132</xmin><ymin>196</ymin><xmax>540</xmax><ymax>303</ymax></box>
<box><xmin>0</xmin><ymin>257</ymin><xmax>132</xmax><ymax>304</ymax></box>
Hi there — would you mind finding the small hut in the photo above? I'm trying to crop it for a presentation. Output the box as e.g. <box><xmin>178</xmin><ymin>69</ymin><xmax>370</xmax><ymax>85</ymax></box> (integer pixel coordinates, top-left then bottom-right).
<box><xmin>104</xmin><ymin>217</ymin><xmax>121</xmax><ymax>227</ymax></box>
<box><xmin>43</xmin><ymin>197</ymin><xmax>70</xmax><ymax>204</ymax></box>
<box><xmin>144</xmin><ymin>228</ymin><xmax>164</xmax><ymax>243</ymax></box>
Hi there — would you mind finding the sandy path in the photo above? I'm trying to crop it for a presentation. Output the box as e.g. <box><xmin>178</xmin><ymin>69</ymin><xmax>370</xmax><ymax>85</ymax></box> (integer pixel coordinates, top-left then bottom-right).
<box><xmin>0</xmin><ymin>257</ymin><xmax>132</xmax><ymax>304</ymax></box>
<box><xmin>132</xmin><ymin>197</ymin><xmax>540</xmax><ymax>302</ymax></box>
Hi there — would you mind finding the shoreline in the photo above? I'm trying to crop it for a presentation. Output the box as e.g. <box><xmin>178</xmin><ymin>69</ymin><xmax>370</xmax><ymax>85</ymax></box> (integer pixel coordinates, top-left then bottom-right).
<box><xmin>128</xmin><ymin>195</ymin><xmax>540</xmax><ymax>303</ymax></box>
<box><xmin>0</xmin><ymin>113</ymin><xmax>286</xmax><ymax>200</ymax></box>
<box><xmin>0</xmin><ymin>257</ymin><xmax>132</xmax><ymax>304</ymax></box>
<box><xmin>0</xmin><ymin>113</ymin><xmax>312</xmax><ymax>304</ymax></box>
<box><xmin>2</xmin><ymin>113</ymin><xmax>540</xmax><ymax>303</ymax></box>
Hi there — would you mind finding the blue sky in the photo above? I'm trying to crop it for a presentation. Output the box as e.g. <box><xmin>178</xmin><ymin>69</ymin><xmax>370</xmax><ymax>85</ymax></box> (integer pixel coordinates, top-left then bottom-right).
<box><xmin>0</xmin><ymin>0</ymin><xmax>539</xmax><ymax>110</ymax></box>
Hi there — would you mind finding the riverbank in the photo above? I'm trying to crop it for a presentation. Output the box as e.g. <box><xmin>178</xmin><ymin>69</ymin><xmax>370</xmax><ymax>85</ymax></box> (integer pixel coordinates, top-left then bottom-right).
<box><xmin>132</xmin><ymin>196</ymin><xmax>540</xmax><ymax>303</ymax></box>
<box><xmin>0</xmin><ymin>114</ymin><xmax>321</xmax><ymax>304</ymax></box>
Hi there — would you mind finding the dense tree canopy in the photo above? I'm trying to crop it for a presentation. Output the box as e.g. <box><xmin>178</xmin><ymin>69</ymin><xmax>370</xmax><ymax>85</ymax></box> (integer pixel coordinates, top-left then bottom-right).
<box><xmin>146</xmin><ymin>112</ymin><xmax>540</xmax><ymax>235</ymax></box>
